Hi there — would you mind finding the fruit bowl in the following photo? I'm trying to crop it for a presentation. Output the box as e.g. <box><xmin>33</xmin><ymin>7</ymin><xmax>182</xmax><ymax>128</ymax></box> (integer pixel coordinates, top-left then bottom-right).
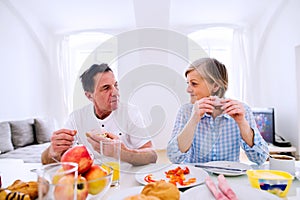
<box><xmin>85</xmin><ymin>164</ymin><xmax>113</xmax><ymax>200</ymax></box>
<box><xmin>37</xmin><ymin>162</ymin><xmax>113</xmax><ymax>200</ymax></box>
<box><xmin>246</xmin><ymin>169</ymin><xmax>294</xmax><ymax>197</ymax></box>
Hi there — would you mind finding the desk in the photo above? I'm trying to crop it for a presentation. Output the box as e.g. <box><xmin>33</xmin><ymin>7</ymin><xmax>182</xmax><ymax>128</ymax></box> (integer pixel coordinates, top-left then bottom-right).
<box><xmin>1</xmin><ymin>159</ymin><xmax>299</xmax><ymax>199</ymax></box>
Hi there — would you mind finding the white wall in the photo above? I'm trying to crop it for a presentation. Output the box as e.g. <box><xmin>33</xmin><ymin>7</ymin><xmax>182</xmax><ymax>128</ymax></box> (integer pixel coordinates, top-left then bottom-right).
<box><xmin>0</xmin><ymin>1</ymin><xmax>62</xmax><ymax>123</ymax></box>
<box><xmin>296</xmin><ymin>45</ymin><xmax>300</xmax><ymax>158</ymax></box>
<box><xmin>251</xmin><ymin>0</ymin><xmax>300</xmax><ymax>157</ymax></box>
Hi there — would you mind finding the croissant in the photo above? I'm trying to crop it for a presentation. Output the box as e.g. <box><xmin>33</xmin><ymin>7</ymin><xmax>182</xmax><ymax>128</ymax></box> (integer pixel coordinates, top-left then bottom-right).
<box><xmin>0</xmin><ymin>189</ymin><xmax>31</xmax><ymax>200</ymax></box>
<box><xmin>6</xmin><ymin>180</ymin><xmax>38</xmax><ymax>200</ymax></box>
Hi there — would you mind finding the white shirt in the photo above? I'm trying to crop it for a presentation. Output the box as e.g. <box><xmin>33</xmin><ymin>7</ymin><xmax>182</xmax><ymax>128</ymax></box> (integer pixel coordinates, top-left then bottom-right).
<box><xmin>64</xmin><ymin>103</ymin><xmax>151</xmax><ymax>156</ymax></box>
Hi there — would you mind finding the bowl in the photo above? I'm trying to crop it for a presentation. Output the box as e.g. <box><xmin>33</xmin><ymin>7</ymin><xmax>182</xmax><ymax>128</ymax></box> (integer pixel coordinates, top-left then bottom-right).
<box><xmin>246</xmin><ymin>170</ymin><xmax>294</xmax><ymax>197</ymax></box>
<box><xmin>37</xmin><ymin>163</ymin><xmax>113</xmax><ymax>200</ymax></box>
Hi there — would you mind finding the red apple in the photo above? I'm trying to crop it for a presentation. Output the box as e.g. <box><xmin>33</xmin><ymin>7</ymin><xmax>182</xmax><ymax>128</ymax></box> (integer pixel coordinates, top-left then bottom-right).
<box><xmin>84</xmin><ymin>165</ymin><xmax>108</xmax><ymax>195</ymax></box>
<box><xmin>77</xmin><ymin>175</ymin><xmax>89</xmax><ymax>200</ymax></box>
<box><xmin>54</xmin><ymin>174</ymin><xmax>89</xmax><ymax>200</ymax></box>
<box><xmin>54</xmin><ymin>175</ymin><xmax>75</xmax><ymax>200</ymax></box>
<box><xmin>61</xmin><ymin>145</ymin><xmax>94</xmax><ymax>174</ymax></box>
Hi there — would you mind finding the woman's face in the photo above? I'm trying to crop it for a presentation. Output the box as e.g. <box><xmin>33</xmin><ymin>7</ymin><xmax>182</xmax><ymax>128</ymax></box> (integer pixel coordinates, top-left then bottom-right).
<box><xmin>186</xmin><ymin>69</ymin><xmax>213</xmax><ymax>104</ymax></box>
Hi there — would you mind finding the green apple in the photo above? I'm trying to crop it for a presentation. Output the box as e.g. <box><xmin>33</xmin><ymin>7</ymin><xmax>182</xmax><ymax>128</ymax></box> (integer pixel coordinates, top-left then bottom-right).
<box><xmin>52</xmin><ymin>167</ymin><xmax>64</xmax><ymax>184</ymax></box>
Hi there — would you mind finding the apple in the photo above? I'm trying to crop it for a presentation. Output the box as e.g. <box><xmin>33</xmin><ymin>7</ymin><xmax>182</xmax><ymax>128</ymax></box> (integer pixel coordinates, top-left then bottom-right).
<box><xmin>52</xmin><ymin>167</ymin><xmax>64</xmax><ymax>184</ymax></box>
<box><xmin>84</xmin><ymin>165</ymin><xmax>108</xmax><ymax>195</ymax></box>
<box><xmin>61</xmin><ymin>145</ymin><xmax>94</xmax><ymax>174</ymax></box>
<box><xmin>77</xmin><ymin>175</ymin><xmax>89</xmax><ymax>200</ymax></box>
<box><xmin>54</xmin><ymin>174</ymin><xmax>75</xmax><ymax>200</ymax></box>
<box><xmin>54</xmin><ymin>174</ymin><xmax>89</xmax><ymax>200</ymax></box>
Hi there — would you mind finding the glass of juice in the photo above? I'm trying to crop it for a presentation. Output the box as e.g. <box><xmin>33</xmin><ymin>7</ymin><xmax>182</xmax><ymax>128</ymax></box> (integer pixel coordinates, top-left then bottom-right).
<box><xmin>99</xmin><ymin>140</ymin><xmax>121</xmax><ymax>186</ymax></box>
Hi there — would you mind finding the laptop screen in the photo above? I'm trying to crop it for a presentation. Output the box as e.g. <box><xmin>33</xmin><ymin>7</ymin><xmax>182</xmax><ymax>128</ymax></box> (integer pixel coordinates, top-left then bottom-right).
<box><xmin>252</xmin><ymin>107</ymin><xmax>275</xmax><ymax>144</ymax></box>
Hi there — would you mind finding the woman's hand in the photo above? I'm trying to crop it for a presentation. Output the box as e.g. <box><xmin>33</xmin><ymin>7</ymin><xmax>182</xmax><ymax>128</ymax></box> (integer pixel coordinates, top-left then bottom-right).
<box><xmin>221</xmin><ymin>99</ymin><xmax>246</xmax><ymax>124</ymax></box>
<box><xmin>221</xmin><ymin>99</ymin><xmax>255</xmax><ymax>146</ymax></box>
<box><xmin>192</xmin><ymin>97</ymin><xmax>214</xmax><ymax>121</ymax></box>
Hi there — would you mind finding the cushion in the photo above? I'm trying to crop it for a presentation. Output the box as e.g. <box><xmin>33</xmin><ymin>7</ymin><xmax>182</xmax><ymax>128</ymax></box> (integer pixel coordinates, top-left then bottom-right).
<box><xmin>0</xmin><ymin>121</ymin><xmax>14</xmax><ymax>153</ymax></box>
<box><xmin>10</xmin><ymin>119</ymin><xmax>35</xmax><ymax>148</ymax></box>
<box><xmin>34</xmin><ymin>118</ymin><xmax>55</xmax><ymax>144</ymax></box>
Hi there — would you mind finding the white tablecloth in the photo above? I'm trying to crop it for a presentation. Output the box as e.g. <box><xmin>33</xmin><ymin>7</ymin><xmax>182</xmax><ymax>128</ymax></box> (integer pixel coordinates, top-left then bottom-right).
<box><xmin>103</xmin><ymin>161</ymin><xmax>300</xmax><ymax>199</ymax></box>
<box><xmin>1</xmin><ymin>159</ymin><xmax>299</xmax><ymax>199</ymax></box>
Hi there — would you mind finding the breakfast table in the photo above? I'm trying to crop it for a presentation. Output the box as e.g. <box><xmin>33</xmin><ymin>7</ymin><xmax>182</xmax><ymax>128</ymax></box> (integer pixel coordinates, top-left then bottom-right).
<box><xmin>1</xmin><ymin>159</ymin><xmax>300</xmax><ymax>200</ymax></box>
<box><xmin>103</xmin><ymin>161</ymin><xmax>300</xmax><ymax>200</ymax></box>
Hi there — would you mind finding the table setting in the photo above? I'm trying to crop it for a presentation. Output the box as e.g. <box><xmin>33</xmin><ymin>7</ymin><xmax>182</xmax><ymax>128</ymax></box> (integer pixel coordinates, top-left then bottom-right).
<box><xmin>1</xmin><ymin>158</ymin><xmax>300</xmax><ymax>200</ymax></box>
<box><xmin>103</xmin><ymin>160</ymin><xmax>300</xmax><ymax>200</ymax></box>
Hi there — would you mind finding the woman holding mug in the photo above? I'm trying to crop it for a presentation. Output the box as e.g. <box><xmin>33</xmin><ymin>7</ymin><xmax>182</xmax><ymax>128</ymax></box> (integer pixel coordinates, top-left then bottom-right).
<box><xmin>167</xmin><ymin>57</ymin><xmax>268</xmax><ymax>165</ymax></box>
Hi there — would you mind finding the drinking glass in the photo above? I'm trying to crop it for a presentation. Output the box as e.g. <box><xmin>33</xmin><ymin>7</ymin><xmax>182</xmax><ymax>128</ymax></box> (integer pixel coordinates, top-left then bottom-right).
<box><xmin>99</xmin><ymin>140</ymin><xmax>121</xmax><ymax>186</ymax></box>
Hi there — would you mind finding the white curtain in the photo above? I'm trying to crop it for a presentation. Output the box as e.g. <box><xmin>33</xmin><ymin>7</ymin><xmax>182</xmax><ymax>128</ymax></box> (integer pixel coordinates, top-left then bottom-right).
<box><xmin>231</xmin><ymin>28</ymin><xmax>252</xmax><ymax>104</ymax></box>
<box><xmin>57</xmin><ymin>35</ymin><xmax>73</xmax><ymax>121</ymax></box>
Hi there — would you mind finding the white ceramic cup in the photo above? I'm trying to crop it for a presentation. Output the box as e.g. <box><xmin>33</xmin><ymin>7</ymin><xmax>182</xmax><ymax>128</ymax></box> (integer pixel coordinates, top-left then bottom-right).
<box><xmin>269</xmin><ymin>155</ymin><xmax>295</xmax><ymax>175</ymax></box>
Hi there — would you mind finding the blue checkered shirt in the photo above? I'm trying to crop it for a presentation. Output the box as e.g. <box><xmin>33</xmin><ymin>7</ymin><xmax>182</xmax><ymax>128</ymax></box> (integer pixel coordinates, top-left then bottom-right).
<box><xmin>167</xmin><ymin>103</ymin><xmax>268</xmax><ymax>165</ymax></box>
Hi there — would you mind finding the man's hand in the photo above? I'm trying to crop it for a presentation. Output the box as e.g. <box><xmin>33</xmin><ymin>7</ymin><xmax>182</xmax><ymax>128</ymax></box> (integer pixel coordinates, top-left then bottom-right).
<box><xmin>49</xmin><ymin>129</ymin><xmax>77</xmax><ymax>159</ymax></box>
<box><xmin>86</xmin><ymin>131</ymin><xmax>128</xmax><ymax>152</ymax></box>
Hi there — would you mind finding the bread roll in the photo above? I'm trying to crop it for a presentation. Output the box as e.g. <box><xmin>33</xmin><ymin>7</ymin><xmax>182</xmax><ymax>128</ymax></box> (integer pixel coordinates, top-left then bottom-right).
<box><xmin>141</xmin><ymin>181</ymin><xmax>180</xmax><ymax>200</ymax></box>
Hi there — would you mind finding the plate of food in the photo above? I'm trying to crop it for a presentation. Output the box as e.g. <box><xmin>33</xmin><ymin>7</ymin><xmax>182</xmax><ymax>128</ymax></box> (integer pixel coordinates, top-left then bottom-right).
<box><xmin>196</xmin><ymin>161</ymin><xmax>252</xmax><ymax>176</ymax></box>
<box><xmin>181</xmin><ymin>183</ymin><xmax>281</xmax><ymax>200</ymax></box>
<box><xmin>135</xmin><ymin>164</ymin><xmax>209</xmax><ymax>189</ymax></box>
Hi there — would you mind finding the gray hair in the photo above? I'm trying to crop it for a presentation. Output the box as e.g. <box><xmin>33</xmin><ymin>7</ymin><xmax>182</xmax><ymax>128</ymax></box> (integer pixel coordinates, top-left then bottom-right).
<box><xmin>185</xmin><ymin>58</ymin><xmax>228</xmax><ymax>97</ymax></box>
<box><xmin>80</xmin><ymin>63</ymin><xmax>113</xmax><ymax>92</ymax></box>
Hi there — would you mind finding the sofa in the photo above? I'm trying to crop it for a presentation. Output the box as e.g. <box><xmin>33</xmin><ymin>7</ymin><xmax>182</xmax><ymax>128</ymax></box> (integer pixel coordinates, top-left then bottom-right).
<box><xmin>0</xmin><ymin>118</ymin><xmax>55</xmax><ymax>163</ymax></box>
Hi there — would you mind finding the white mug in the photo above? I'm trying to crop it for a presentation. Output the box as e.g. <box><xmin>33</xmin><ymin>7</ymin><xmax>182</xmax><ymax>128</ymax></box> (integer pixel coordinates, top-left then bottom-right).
<box><xmin>269</xmin><ymin>155</ymin><xmax>295</xmax><ymax>175</ymax></box>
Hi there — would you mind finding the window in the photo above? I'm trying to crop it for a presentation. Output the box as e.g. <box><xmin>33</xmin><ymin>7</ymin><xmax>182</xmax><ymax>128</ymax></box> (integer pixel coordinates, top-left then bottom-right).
<box><xmin>62</xmin><ymin>32</ymin><xmax>116</xmax><ymax>112</ymax></box>
<box><xmin>188</xmin><ymin>27</ymin><xmax>235</xmax><ymax>98</ymax></box>
<box><xmin>69</xmin><ymin>32</ymin><xmax>115</xmax><ymax>79</ymax></box>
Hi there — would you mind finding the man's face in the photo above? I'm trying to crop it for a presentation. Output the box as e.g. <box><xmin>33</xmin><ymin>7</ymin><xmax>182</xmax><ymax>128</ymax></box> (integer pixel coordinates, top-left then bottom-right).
<box><xmin>87</xmin><ymin>71</ymin><xmax>119</xmax><ymax>116</ymax></box>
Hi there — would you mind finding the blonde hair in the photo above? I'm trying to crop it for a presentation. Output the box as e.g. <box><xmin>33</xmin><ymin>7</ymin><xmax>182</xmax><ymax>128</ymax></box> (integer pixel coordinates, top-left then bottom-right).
<box><xmin>185</xmin><ymin>58</ymin><xmax>228</xmax><ymax>97</ymax></box>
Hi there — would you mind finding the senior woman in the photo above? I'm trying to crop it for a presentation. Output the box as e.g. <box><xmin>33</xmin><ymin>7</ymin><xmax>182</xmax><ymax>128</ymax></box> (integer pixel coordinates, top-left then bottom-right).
<box><xmin>167</xmin><ymin>57</ymin><xmax>268</xmax><ymax>165</ymax></box>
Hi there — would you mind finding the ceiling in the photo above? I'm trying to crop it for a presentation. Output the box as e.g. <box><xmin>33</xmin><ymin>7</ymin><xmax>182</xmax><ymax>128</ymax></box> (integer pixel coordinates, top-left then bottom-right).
<box><xmin>7</xmin><ymin>0</ymin><xmax>282</xmax><ymax>35</ymax></box>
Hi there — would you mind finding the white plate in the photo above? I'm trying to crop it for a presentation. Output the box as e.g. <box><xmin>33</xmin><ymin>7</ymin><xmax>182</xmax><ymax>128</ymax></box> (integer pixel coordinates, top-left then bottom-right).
<box><xmin>201</xmin><ymin>161</ymin><xmax>251</xmax><ymax>176</ymax></box>
<box><xmin>135</xmin><ymin>164</ymin><xmax>209</xmax><ymax>189</ymax></box>
<box><xmin>181</xmin><ymin>183</ymin><xmax>281</xmax><ymax>200</ymax></box>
